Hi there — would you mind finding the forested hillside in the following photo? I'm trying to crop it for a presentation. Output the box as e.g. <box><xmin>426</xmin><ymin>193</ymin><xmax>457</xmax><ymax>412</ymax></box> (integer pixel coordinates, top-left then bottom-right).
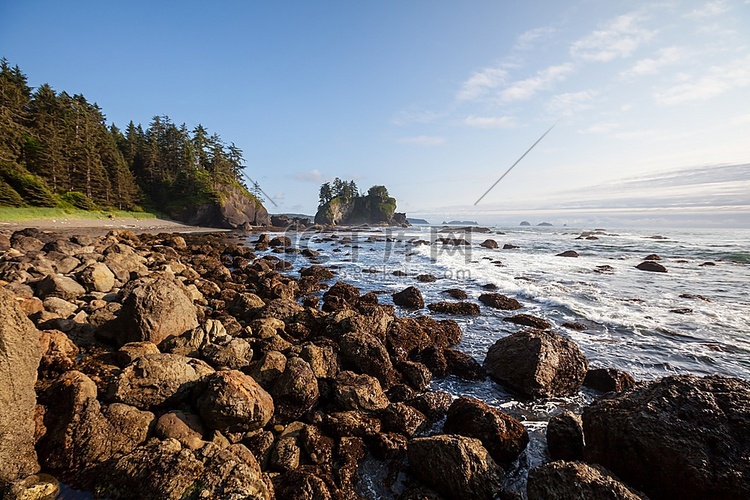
<box><xmin>0</xmin><ymin>58</ymin><xmax>264</xmax><ymax>221</ymax></box>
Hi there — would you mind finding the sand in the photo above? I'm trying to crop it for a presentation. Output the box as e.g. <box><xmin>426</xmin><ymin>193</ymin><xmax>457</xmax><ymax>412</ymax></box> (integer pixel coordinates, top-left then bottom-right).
<box><xmin>0</xmin><ymin>216</ymin><xmax>229</xmax><ymax>236</ymax></box>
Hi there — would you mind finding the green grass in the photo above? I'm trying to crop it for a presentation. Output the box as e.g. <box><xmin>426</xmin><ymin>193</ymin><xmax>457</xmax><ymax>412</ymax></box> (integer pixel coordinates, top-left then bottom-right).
<box><xmin>0</xmin><ymin>206</ymin><xmax>160</xmax><ymax>222</ymax></box>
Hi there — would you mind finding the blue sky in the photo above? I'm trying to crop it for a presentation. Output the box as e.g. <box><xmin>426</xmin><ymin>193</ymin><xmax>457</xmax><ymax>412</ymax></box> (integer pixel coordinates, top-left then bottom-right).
<box><xmin>2</xmin><ymin>0</ymin><xmax>749</xmax><ymax>226</ymax></box>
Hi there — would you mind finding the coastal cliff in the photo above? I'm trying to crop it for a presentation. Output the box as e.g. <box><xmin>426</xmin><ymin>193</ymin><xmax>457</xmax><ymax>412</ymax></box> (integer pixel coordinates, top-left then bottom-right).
<box><xmin>176</xmin><ymin>183</ymin><xmax>270</xmax><ymax>229</ymax></box>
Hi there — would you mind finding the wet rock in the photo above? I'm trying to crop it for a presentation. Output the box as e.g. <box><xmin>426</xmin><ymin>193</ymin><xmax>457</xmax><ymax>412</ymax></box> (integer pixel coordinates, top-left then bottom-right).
<box><xmin>0</xmin><ymin>288</ymin><xmax>41</xmax><ymax>487</ymax></box>
<box><xmin>324</xmin><ymin>410</ymin><xmax>382</xmax><ymax>438</ymax></box>
<box><xmin>503</xmin><ymin>313</ymin><xmax>551</xmax><ymax>330</ymax></box>
<box><xmin>397</xmin><ymin>360</ymin><xmax>432</xmax><ymax>391</ymax></box>
<box><xmin>299</xmin><ymin>342</ymin><xmax>339</xmax><ymax>379</ymax></box>
<box><xmin>527</xmin><ymin>461</ymin><xmax>645</xmax><ymax>500</ymax></box>
<box><xmin>444</xmin><ymin>396</ymin><xmax>528</xmax><ymax>464</ymax></box>
<box><xmin>322</xmin><ymin>281</ymin><xmax>360</xmax><ymax>311</ymax></box>
<box><xmin>339</xmin><ymin>330</ymin><xmax>395</xmax><ymax>387</ymax></box>
<box><xmin>271</xmin><ymin>436</ymin><xmax>301</xmax><ymax>471</ymax></box>
<box><xmin>198</xmin><ymin>370</ymin><xmax>275</xmax><ymax>434</ymax></box>
<box><xmin>269</xmin><ymin>236</ymin><xmax>292</xmax><ymax>247</ymax></box>
<box><xmin>406</xmin><ymin>391</ymin><xmax>452</xmax><ymax>423</ymax></box>
<box><xmin>443</xmin><ymin>288</ymin><xmax>468</xmax><ymax>299</ymax></box>
<box><xmin>635</xmin><ymin>261</ymin><xmax>667</xmax><ymax>273</ymax></box>
<box><xmin>557</xmin><ymin>250</ymin><xmax>579</xmax><ymax>257</ymax></box>
<box><xmin>270</xmin><ymin>357</ymin><xmax>320</xmax><ymax>423</ymax></box>
<box><xmin>562</xmin><ymin>321</ymin><xmax>587</xmax><ymax>330</ymax></box>
<box><xmin>408</xmin><ymin>435</ymin><xmax>504</xmax><ymax>500</ymax></box>
<box><xmin>584</xmin><ymin>368</ymin><xmax>636</xmax><ymax>393</ymax></box>
<box><xmin>546</xmin><ymin>411</ymin><xmax>584</xmax><ymax>461</ymax></box>
<box><xmin>392</xmin><ymin>286</ymin><xmax>424</xmax><ymax>309</ymax></box>
<box><xmin>385</xmin><ymin>317</ymin><xmax>431</xmax><ymax>362</ymax></box>
<box><xmin>110</xmin><ymin>353</ymin><xmax>214</xmax><ymax>410</ymax></box>
<box><xmin>334</xmin><ymin>371</ymin><xmax>390</xmax><ymax>411</ymax></box>
<box><xmin>248</xmin><ymin>350</ymin><xmax>287</xmax><ymax>389</ymax></box>
<box><xmin>503</xmin><ymin>243</ymin><xmax>520</xmax><ymax>249</ymax></box>
<box><xmin>679</xmin><ymin>293</ymin><xmax>711</xmax><ymax>302</ymax></box>
<box><xmin>77</xmin><ymin>262</ymin><xmax>116</xmax><ymax>293</ymax></box>
<box><xmin>38</xmin><ymin>329</ymin><xmax>79</xmax><ymax>373</ymax></box>
<box><xmin>416</xmin><ymin>316</ymin><xmax>462</xmax><ymax>348</ymax></box>
<box><xmin>272</xmin><ymin>469</ymin><xmax>331</xmax><ymax>500</ymax></box>
<box><xmin>300</xmin><ymin>265</ymin><xmax>334</xmax><ymax>281</ymax></box>
<box><xmin>380</xmin><ymin>402</ymin><xmax>427</xmax><ymax>436</ymax></box>
<box><xmin>117</xmin><ymin>275</ymin><xmax>199</xmax><ymax>346</ymax></box>
<box><xmin>38</xmin><ymin>371</ymin><xmax>154</xmax><ymax>483</ymax></box>
<box><xmin>480</xmin><ymin>239</ymin><xmax>499</xmax><ymax>249</ymax></box>
<box><xmin>484</xmin><ymin>330</ymin><xmax>588</xmax><ymax>398</ymax></box>
<box><xmin>444</xmin><ymin>348</ymin><xmax>485</xmax><ymax>380</ymax></box>
<box><xmin>478</xmin><ymin>293</ymin><xmax>522</xmax><ymax>310</ymax></box>
<box><xmin>427</xmin><ymin>301</ymin><xmax>480</xmax><ymax>315</ymax></box>
<box><xmin>583</xmin><ymin>375</ymin><xmax>750</xmax><ymax>500</ymax></box>
<box><xmin>34</xmin><ymin>274</ymin><xmax>86</xmax><ymax>302</ymax></box>
<box><xmin>155</xmin><ymin>410</ymin><xmax>206</xmax><ymax>450</ymax></box>
<box><xmin>416</xmin><ymin>274</ymin><xmax>438</xmax><ymax>283</ymax></box>
<box><xmin>644</xmin><ymin>253</ymin><xmax>661</xmax><ymax>260</ymax></box>
<box><xmin>116</xmin><ymin>342</ymin><xmax>160</xmax><ymax>368</ymax></box>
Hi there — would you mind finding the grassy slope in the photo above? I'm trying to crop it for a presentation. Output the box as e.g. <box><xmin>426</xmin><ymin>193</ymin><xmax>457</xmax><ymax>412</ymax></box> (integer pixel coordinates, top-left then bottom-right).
<box><xmin>0</xmin><ymin>207</ymin><xmax>159</xmax><ymax>222</ymax></box>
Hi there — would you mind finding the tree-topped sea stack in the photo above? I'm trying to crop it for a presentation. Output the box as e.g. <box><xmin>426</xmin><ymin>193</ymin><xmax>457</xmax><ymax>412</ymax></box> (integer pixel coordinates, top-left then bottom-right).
<box><xmin>315</xmin><ymin>178</ymin><xmax>408</xmax><ymax>226</ymax></box>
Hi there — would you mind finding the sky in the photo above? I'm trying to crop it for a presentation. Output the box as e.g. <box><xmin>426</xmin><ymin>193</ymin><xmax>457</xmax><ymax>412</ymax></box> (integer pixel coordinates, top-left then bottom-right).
<box><xmin>2</xmin><ymin>0</ymin><xmax>749</xmax><ymax>227</ymax></box>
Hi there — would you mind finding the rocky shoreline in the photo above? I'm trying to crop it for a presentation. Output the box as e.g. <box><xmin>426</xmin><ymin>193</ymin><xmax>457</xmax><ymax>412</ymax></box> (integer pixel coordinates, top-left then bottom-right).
<box><xmin>1</xmin><ymin>227</ymin><xmax>748</xmax><ymax>499</ymax></box>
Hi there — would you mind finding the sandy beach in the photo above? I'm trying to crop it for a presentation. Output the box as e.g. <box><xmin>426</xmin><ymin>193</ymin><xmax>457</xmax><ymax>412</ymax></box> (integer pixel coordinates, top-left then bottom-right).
<box><xmin>0</xmin><ymin>216</ymin><xmax>229</xmax><ymax>236</ymax></box>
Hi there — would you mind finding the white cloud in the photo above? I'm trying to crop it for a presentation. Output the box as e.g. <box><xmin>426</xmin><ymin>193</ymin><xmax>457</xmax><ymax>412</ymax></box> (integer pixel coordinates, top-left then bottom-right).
<box><xmin>513</xmin><ymin>27</ymin><xmax>555</xmax><ymax>51</ymax></box>
<box><xmin>685</xmin><ymin>0</ymin><xmax>729</xmax><ymax>19</ymax></box>
<box><xmin>546</xmin><ymin>90</ymin><xmax>595</xmax><ymax>116</ymax></box>
<box><xmin>397</xmin><ymin>135</ymin><xmax>445</xmax><ymax>146</ymax></box>
<box><xmin>291</xmin><ymin>169</ymin><xmax>325</xmax><ymax>183</ymax></box>
<box><xmin>729</xmin><ymin>113</ymin><xmax>750</xmax><ymax>125</ymax></box>
<box><xmin>571</xmin><ymin>13</ymin><xmax>655</xmax><ymax>62</ymax></box>
<box><xmin>463</xmin><ymin>115</ymin><xmax>516</xmax><ymax>128</ymax></box>
<box><xmin>457</xmin><ymin>67</ymin><xmax>508</xmax><ymax>101</ymax></box>
<box><xmin>500</xmin><ymin>63</ymin><xmax>574</xmax><ymax>102</ymax></box>
<box><xmin>579</xmin><ymin>122</ymin><xmax>619</xmax><ymax>135</ymax></box>
<box><xmin>655</xmin><ymin>55</ymin><xmax>750</xmax><ymax>105</ymax></box>
<box><xmin>623</xmin><ymin>46</ymin><xmax>687</xmax><ymax>77</ymax></box>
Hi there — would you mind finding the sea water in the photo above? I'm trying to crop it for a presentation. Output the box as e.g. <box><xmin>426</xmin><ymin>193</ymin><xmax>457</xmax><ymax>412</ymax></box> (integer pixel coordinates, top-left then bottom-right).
<box><xmin>270</xmin><ymin>225</ymin><xmax>750</xmax><ymax>497</ymax></box>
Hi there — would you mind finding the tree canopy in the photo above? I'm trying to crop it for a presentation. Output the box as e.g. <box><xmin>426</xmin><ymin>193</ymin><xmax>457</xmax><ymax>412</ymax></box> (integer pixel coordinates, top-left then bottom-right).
<box><xmin>0</xmin><ymin>58</ymin><xmax>257</xmax><ymax>213</ymax></box>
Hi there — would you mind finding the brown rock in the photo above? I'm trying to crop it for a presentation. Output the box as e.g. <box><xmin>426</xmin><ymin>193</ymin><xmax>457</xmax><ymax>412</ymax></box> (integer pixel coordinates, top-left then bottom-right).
<box><xmin>38</xmin><ymin>329</ymin><xmax>79</xmax><ymax>373</ymax></box>
<box><xmin>584</xmin><ymin>368</ymin><xmax>636</xmax><ymax>393</ymax></box>
<box><xmin>480</xmin><ymin>239</ymin><xmax>499</xmax><ymax>249</ymax></box>
<box><xmin>392</xmin><ymin>286</ymin><xmax>425</xmax><ymax>309</ymax></box>
<box><xmin>197</xmin><ymin>370</ymin><xmax>275</xmax><ymax>433</ymax></box>
<box><xmin>77</xmin><ymin>262</ymin><xmax>116</xmax><ymax>293</ymax></box>
<box><xmin>503</xmin><ymin>313</ymin><xmax>551</xmax><ymax>329</ymax></box>
<box><xmin>527</xmin><ymin>461</ymin><xmax>645</xmax><ymax>500</ymax></box>
<box><xmin>270</xmin><ymin>357</ymin><xmax>320</xmax><ymax>423</ymax></box>
<box><xmin>334</xmin><ymin>371</ymin><xmax>390</xmax><ymax>411</ymax></box>
<box><xmin>635</xmin><ymin>261</ymin><xmax>667</xmax><ymax>272</ymax></box>
<box><xmin>478</xmin><ymin>293</ymin><xmax>522</xmax><ymax>310</ymax></box>
<box><xmin>427</xmin><ymin>301</ymin><xmax>480</xmax><ymax>315</ymax></box>
<box><xmin>547</xmin><ymin>411</ymin><xmax>584</xmax><ymax>461</ymax></box>
<box><xmin>34</xmin><ymin>274</ymin><xmax>86</xmax><ymax>301</ymax></box>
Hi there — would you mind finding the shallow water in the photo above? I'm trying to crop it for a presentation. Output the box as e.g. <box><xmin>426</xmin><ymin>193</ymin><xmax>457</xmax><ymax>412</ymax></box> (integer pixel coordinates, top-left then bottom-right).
<box><xmin>269</xmin><ymin>225</ymin><xmax>750</xmax><ymax>497</ymax></box>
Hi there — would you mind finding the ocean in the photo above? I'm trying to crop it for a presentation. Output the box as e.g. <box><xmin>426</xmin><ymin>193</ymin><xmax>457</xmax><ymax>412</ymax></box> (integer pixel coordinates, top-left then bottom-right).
<box><xmin>271</xmin><ymin>224</ymin><xmax>750</xmax><ymax>496</ymax></box>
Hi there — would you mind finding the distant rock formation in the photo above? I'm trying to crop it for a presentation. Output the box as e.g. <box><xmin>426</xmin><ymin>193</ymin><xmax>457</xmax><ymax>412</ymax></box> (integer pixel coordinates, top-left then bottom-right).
<box><xmin>314</xmin><ymin>186</ymin><xmax>407</xmax><ymax>226</ymax></box>
<box><xmin>537</xmin><ymin>222</ymin><xmax>553</xmax><ymax>227</ymax></box>
<box><xmin>442</xmin><ymin>220</ymin><xmax>478</xmax><ymax>225</ymax></box>
<box><xmin>407</xmin><ymin>218</ymin><xmax>430</xmax><ymax>225</ymax></box>
<box><xmin>177</xmin><ymin>183</ymin><xmax>270</xmax><ymax>229</ymax></box>
<box><xmin>519</xmin><ymin>221</ymin><xmax>531</xmax><ymax>226</ymax></box>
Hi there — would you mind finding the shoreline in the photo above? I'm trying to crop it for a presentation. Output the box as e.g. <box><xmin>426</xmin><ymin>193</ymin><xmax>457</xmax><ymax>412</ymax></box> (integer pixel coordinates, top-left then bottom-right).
<box><xmin>0</xmin><ymin>216</ymin><xmax>231</xmax><ymax>236</ymax></box>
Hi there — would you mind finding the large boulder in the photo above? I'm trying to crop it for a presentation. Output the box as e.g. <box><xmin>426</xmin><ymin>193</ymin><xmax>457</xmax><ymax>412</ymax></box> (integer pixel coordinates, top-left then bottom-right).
<box><xmin>583</xmin><ymin>375</ymin><xmax>750</xmax><ymax>500</ymax></box>
<box><xmin>334</xmin><ymin>371</ymin><xmax>390</xmax><ymax>411</ymax></box>
<box><xmin>478</xmin><ymin>293</ymin><xmax>522</xmax><ymax>310</ymax></box>
<box><xmin>427</xmin><ymin>301</ymin><xmax>481</xmax><ymax>315</ymax></box>
<box><xmin>546</xmin><ymin>410</ymin><xmax>584</xmax><ymax>461</ymax></box>
<box><xmin>484</xmin><ymin>330</ymin><xmax>588</xmax><ymax>398</ymax></box>
<box><xmin>197</xmin><ymin>370</ymin><xmax>275</xmax><ymax>433</ymax></box>
<box><xmin>392</xmin><ymin>286</ymin><xmax>424</xmax><ymax>309</ymax></box>
<box><xmin>109</xmin><ymin>354</ymin><xmax>214</xmax><ymax>410</ymax></box>
<box><xmin>34</xmin><ymin>274</ymin><xmax>86</xmax><ymax>301</ymax></box>
<box><xmin>269</xmin><ymin>357</ymin><xmax>320</xmax><ymax>423</ymax></box>
<box><xmin>77</xmin><ymin>262</ymin><xmax>116</xmax><ymax>293</ymax></box>
<box><xmin>339</xmin><ymin>330</ymin><xmax>395</xmax><ymax>387</ymax></box>
<box><xmin>443</xmin><ymin>396</ymin><xmax>529</xmax><ymax>464</ymax></box>
<box><xmin>408</xmin><ymin>435</ymin><xmax>505</xmax><ymax>500</ymax></box>
<box><xmin>0</xmin><ymin>288</ymin><xmax>41</xmax><ymax>489</ymax></box>
<box><xmin>527</xmin><ymin>461</ymin><xmax>645</xmax><ymax>500</ymax></box>
<box><xmin>116</xmin><ymin>275</ymin><xmax>199</xmax><ymax>346</ymax></box>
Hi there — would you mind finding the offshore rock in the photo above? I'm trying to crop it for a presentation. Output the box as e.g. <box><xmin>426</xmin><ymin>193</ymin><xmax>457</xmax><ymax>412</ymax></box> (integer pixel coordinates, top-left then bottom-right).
<box><xmin>583</xmin><ymin>375</ymin><xmax>750</xmax><ymax>500</ymax></box>
<box><xmin>484</xmin><ymin>330</ymin><xmax>588</xmax><ymax>398</ymax></box>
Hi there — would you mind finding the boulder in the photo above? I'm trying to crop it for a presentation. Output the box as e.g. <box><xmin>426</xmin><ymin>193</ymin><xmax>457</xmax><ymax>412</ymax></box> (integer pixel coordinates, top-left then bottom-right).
<box><xmin>478</xmin><ymin>293</ymin><xmax>522</xmax><ymax>310</ymax></box>
<box><xmin>38</xmin><ymin>371</ymin><xmax>154</xmax><ymax>484</ymax></box>
<box><xmin>300</xmin><ymin>265</ymin><xmax>334</xmax><ymax>280</ymax></box>
<box><xmin>269</xmin><ymin>357</ymin><xmax>320</xmax><ymax>423</ymax></box>
<box><xmin>324</xmin><ymin>410</ymin><xmax>382</xmax><ymax>438</ymax></box>
<box><xmin>427</xmin><ymin>301</ymin><xmax>481</xmax><ymax>315</ymax></box>
<box><xmin>444</xmin><ymin>348</ymin><xmax>485</xmax><ymax>380</ymax></box>
<box><xmin>110</xmin><ymin>353</ymin><xmax>214</xmax><ymax>410</ymax></box>
<box><xmin>334</xmin><ymin>371</ymin><xmax>390</xmax><ymax>411</ymax></box>
<box><xmin>635</xmin><ymin>261</ymin><xmax>667</xmax><ymax>273</ymax></box>
<box><xmin>584</xmin><ymin>368</ymin><xmax>636</xmax><ymax>393</ymax></box>
<box><xmin>392</xmin><ymin>286</ymin><xmax>424</xmax><ymax>309</ymax></box>
<box><xmin>384</xmin><ymin>317</ymin><xmax>431</xmax><ymax>362</ymax></box>
<box><xmin>556</xmin><ymin>250</ymin><xmax>579</xmax><ymax>257</ymax></box>
<box><xmin>443</xmin><ymin>396</ymin><xmax>528</xmax><ymax>464</ymax></box>
<box><xmin>102</xmin><ymin>243</ymin><xmax>148</xmax><ymax>282</ymax></box>
<box><xmin>0</xmin><ymin>288</ymin><xmax>41</xmax><ymax>488</ymax></box>
<box><xmin>484</xmin><ymin>330</ymin><xmax>588</xmax><ymax>398</ymax></box>
<box><xmin>503</xmin><ymin>313</ymin><xmax>551</xmax><ymax>330</ymax></box>
<box><xmin>154</xmin><ymin>410</ymin><xmax>206</xmax><ymax>450</ymax></box>
<box><xmin>77</xmin><ymin>262</ymin><xmax>116</xmax><ymax>293</ymax></box>
<box><xmin>201</xmin><ymin>338</ymin><xmax>254</xmax><ymax>370</ymax></box>
<box><xmin>546</xmin><ymin>411</ymin><xmax>584</xmax><ymax>461</ymax></box>
<box><xmin>443</xmin><ymin>288</ymin><xmax>468</xmax><ymax>299</ymax></box>
<box><xmin>34</xmin><ymin>274</ymin><xmax>86</xmax><ymax>301</ymax></box>
<box><xmin>339</xmin><ymin>330</ymin><xmax>395</xmax><ymax>386</ymax></box>
<box><xmin>527</xmin><ymin>461</ymin><xmax>645</xmax><ymax>500</ymax></box>
<box><xmin>408</xmin><ymin>435</ymin><xmax>504</xmax><ymax>500</ymax></box>
<box><xmin>480</xmin><ymin>239</ymin><xmax>499</xmax><ymax>249</ymax></box>
<box><xmin>583</xmin><ymin>375</ymin><xmax>750</xmax><ymax>500</ymax></box>
<box><xmin>197</xmin><ymin>370</ymin><xmax>275</xmax><ymax>433</ymax></box>
<box><xmin>117</xmin><ymin>276</ymin><xmax>199</xmax><ymax>346</ymax></box>
<box><xmin>38</xmin><ymin>329</ymin><xmax>79</xmax><ymax>373</ymax></box>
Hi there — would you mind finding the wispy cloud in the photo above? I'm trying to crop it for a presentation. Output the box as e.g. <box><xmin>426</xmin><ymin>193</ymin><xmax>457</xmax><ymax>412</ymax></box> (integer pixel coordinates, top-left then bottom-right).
<box><xmin>570</xmin><ymin>13</ymin><xmax>655</xmax><ymax>62</ymax></box>
<box><xmin>457</xmin><ymin>67</ymin><xmax>508</xmax><ymax>101</ymax></box>
<box><xmin>578</xmin><ymin>122</ymin><xmax>619</xmax><ymax>135</ymax></box>
<box><xmin>513</xmin><ymin>27</ymin><xmax>556</xmax><ymax>51</ymax></box>
<box><xmin>500</xmin><ymin>63</ymin><xmax>574</xmax><ymax>102</ymax></box>
<box><xmin>546</xmin><ymin>90</ymin><xmax>596</xmax><ymax>116</ymax></box>
<box><xmin>685</xmin><ymin>0</ymin><xmax>729</xmax><ymax>19</ymax></box>
<box><xmin>654</xmin><ymin>55</ymin><xmax>750</xmax><ymax>105</ymax></box>
<box><xmin>291</xmin><ymin>169</ymin><xmax>325</xmax><ymax>183</ymax></box>
<box><xmin>463</xmin><ymin>115</ymin><xmax>516</xmax><ymax>128</ymax></box>
<box><xmin>397</xmin><ymin>135</ymin><xmax>445</xmax><ymax>146</ymax></box>
<box><xmin>623</xmin><ymin>46</ymin><xmax>687</xmax><ymax>77</ymax></box>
